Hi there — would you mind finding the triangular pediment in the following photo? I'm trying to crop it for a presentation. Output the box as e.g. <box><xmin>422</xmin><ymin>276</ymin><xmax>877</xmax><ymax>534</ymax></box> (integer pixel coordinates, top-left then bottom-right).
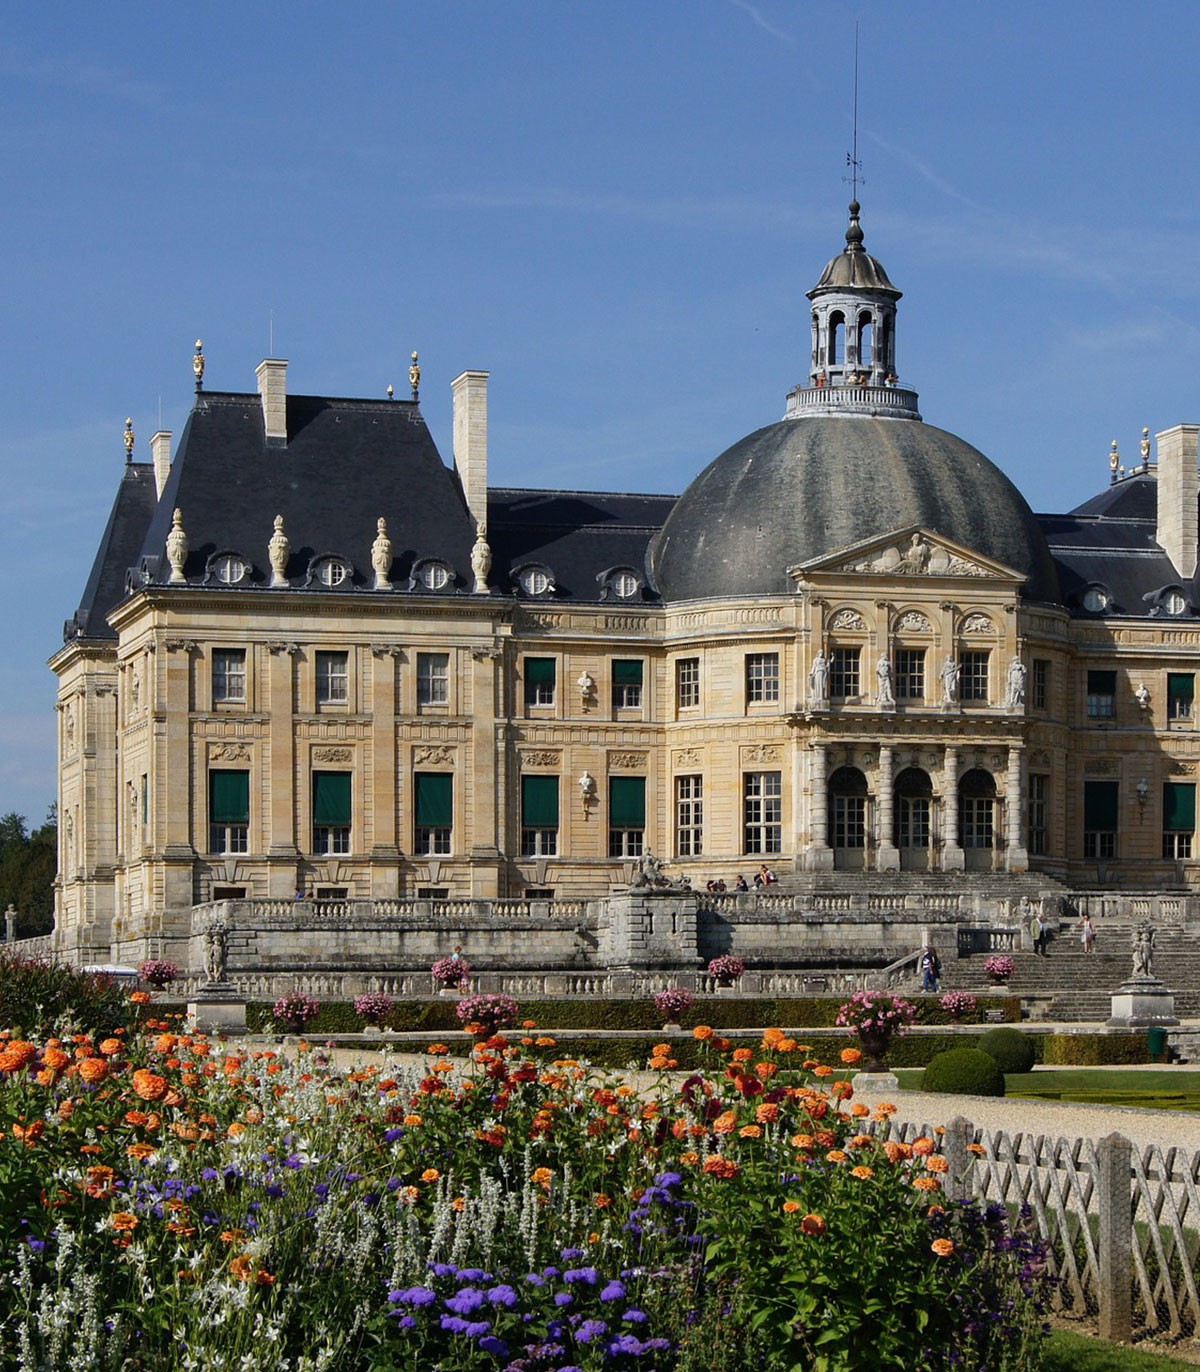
<box><xmin>788</xmin><ymin>526</ymin><xmax>1026</xmax><ymax>583</ymax></box>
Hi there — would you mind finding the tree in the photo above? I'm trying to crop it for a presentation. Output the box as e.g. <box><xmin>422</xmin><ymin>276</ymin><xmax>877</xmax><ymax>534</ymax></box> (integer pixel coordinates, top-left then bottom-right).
<box><xmin>0</xmin><ymin>808</ymin><xmax>56</xmax><ymax>938</ymax></box>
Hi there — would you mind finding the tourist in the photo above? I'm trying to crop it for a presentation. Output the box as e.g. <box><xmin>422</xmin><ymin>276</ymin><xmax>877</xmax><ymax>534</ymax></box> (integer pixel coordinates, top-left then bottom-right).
<box><xmin>758</xmin><ymin>864</ymin><xmax>777</xmax><ymax>886</ymax></box>
<box><xmin>920</xmin><ymin>944</ymin><xmax>941</xmax><ymax>993</ymax></box>
<box><xmin>1080</xmin><ymin>914</ymin><xmax>1096</xmax><ymax>954</ymax></box>
<box><xmin>734</xmin><ymin>874</ymin><xmax>749</xmax><ymax>892</ymax></box>
<box><xmin>1029</xmin><ymin>908</ymin><xmax>1046</xmax><ymax>956</ymax></box>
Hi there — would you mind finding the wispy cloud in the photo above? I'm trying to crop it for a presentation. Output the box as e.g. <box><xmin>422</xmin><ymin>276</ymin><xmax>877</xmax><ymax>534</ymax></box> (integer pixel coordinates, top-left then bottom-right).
<box><xmin>728</xmin><ymin>0</ymin><xmax>794</xmax><ymax>44</ymax></box>
<box><xmin>0</xmin><ymin>48</ymin><xmax>166</xmax><ymax>106</ymax></box>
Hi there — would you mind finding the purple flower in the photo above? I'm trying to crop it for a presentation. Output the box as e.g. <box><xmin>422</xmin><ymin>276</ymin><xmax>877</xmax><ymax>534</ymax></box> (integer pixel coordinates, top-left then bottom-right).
<box><xmin>622</xmin><ymin>1308</ymin><xmax>648</xmax><ymax>1324</ymax></box>
<box><xmin>525</xmin><ymin>1273</ymin><xmax>545</xmax><ymax>1286</ymax></box>
<box><xmin>384</xmin><ymin>1128</ymin><xmax>404</xmax><ymax>1143</ymax></box>
<box><xmin>487</xmin><ymin>1284</ymin><xmax>519</xmax><ymax>1308</ymax></box>
<box><xmin>576</xmin><ymin>1319</ymin><xmax>608</xmax><ymax>1343</ymax></box>
<box><xmin>600</xmin><ymin>1280</ymin><xmax>626</xmax><ymax>1302</ymax></box>
<box><xmin>393</xmin><ymin>1314</ymin><xmax>416</xmax><ymax>1329</ymax></box>
<box><xmin>607</xmin><ymin>1334</ymin><xmax>646</xmax><ymax>1355</ymax></box>
<box><xmin>445</xmin><ymin>1287</ymin><xmax>486</xmax><ymax>1315</ymax></box>
<box><xmin>440</xmin><ymin>1315</ymin><xmax>471</xmax><ymax>1334</ymax></box>
<box><xmin>554</xmin><ymin>1293</ymin><xmax>573</xmax><ymax>1307</ymax></box>
<box><xmin>563</xmin><ymin>1267</ymin><xmax>599</xmax><ymax>1286</ymax></box>
<box><xmin>392</xmin><ymin>1286</ymin><xmax>437</xmax><ymax>1307</ymax></box>
<box><xmin>479</xmin><ymin>1334</ymin><xmax>509</xmax><ymax>1356</ymax></box>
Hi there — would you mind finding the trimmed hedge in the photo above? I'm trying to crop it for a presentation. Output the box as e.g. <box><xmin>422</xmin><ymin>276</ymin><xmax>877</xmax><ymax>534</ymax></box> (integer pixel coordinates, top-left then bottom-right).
<box><xmin>922</xmin><ymin>1048</ymin><xmax>1006</xmax><ymax>1097</ymax></box>
<box><xmin>1042</xmin><ymin>1032</ymin><xmax>1149</xmax><ymax>1066</ymax></box>
<box><xmin>979</xmin><ymin>1027</ymin><xmax>1037</xmax><ymax>1075</ymax></box>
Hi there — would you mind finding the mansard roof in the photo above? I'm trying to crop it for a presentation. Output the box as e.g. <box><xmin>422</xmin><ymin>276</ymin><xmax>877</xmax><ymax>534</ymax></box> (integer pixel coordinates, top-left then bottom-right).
<box><xmin>64</xmin><ymin>463</ymin><xmax>158</xmax><ymax>642</ymax></box>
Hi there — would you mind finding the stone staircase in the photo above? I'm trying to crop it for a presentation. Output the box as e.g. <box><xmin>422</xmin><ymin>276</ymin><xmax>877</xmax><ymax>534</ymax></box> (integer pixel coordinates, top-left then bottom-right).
<box><xmin>770</xmin><ymin>870</ymin><xmax>1071</xmax><ymax>899</ymax></box>
<box><xmin>951</xmin><ymin>922</ymin><xmax>1200</xmax><ymax>1021</ymax></box>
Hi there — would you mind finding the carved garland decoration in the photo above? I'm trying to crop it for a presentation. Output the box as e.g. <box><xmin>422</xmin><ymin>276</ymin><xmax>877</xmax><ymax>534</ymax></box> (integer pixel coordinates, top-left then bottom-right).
<box><xmin>520</xmin><ymin>751</ymin><xmax>562</xmax><ymax>768</ymax></box>
<box><xmin>609</xmin><ymin>752</ymin><xmax>648</xmax><ymax>770</ymax></box>
<box><xmin>413</xmin><ymin>745</ymin><xmax>455</xmax><ymax>766</ymax></box>
<box><xmin>742</xmin><ymin>744</ymin><xmax>782</xmax><ymax>764</ymax></box>
<box><xmin>313</xmin><ymin>746</ymin><xmax>354</xmax><ymax>764</ymax></box>
<box><xmin>210</xmin><ymin>743</ymin><xmax>251</xmax><ymax>763</ymax></box>
<box><xmin>830</xmin><ymin>609</ymin><xmax>866</xmax><ymax>631</ymax></box>
<box><xmin>961</xmin><ymin>613</ymin><xmax>994</xmax><ymax>634</ymax></box>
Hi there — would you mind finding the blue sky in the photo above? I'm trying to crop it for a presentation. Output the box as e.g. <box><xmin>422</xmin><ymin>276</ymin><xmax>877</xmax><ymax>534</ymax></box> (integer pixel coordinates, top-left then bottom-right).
<box><xmin>3</xmin><ymin>2</ymin><xmax>1199</xmax><ymax>823</ymax></box>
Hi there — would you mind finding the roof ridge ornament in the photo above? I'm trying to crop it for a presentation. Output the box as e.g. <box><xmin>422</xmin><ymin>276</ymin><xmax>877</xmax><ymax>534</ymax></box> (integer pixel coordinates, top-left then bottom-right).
<box><xmin>268</xmin><ymin>515</ymin><xmax>290</xmax><ymax>587</ymax></box>
<box><xmin>166</xmin><ymin>509</ymin><xmax>188</xmax><ymax>583</ymax></box>
<box><xmin>409</xmin><ymin>351</ymin><xmax>421</xmax><ymax>403</ymax></box>
<box><xmin>124</xmin><ymin>417</ymin><xmax>134</xmax><ymax>464</ymax></box>
<box><xmin>372</xmin><ymin>517</ymin><xmax>393</xmax><ymax>590</ymax></box>
<box><xmin>193</xmin><ymin>340</ymin><xmax>205</xmax><ymax>392</ymax></box>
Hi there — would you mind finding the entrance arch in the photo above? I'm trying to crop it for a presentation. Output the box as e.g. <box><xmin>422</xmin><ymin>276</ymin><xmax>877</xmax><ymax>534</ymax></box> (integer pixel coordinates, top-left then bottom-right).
<box><xmin>894</xmin><ymin>767</ymin><xmax>933</xmax><ymax>871</ymax></box>
<box><xmin>959</xmin><ymin>768</ymin><xmax>998</xmax><ymax>871</ymax></box>
<box><xmin>829</xmin><ymin>766</ymin><xmax>869</xmax><ymax>871</ymax></box>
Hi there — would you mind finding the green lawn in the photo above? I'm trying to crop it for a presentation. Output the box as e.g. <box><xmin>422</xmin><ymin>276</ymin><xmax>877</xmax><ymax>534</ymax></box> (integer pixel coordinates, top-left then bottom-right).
<box><xmin>1046</xmin><ymin>1329</ymin><xmax>1200</xmax><ymax>1369</ymax></box>
<box><xmin>892</xmin><ymin>1068</ymin><xmax>1200</xmax><ymax>1111</ymax></box>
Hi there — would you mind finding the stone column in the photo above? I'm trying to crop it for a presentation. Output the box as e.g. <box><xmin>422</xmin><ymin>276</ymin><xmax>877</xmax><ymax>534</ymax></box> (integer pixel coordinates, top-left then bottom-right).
<box><xmin>876</xmin><ymin>745</ymin><xmax>900</xmax><ymax>872</ymax></box>
<box><xmin>468</xmin><ymin>648</ymin><xmax>501</xmax><ymax>897</ymax></box>
<box><xmin>369</xmin><ymin>648</ymin><xmax>401</xmax><ymax>897</ymax></box>
<box><xmin>160</xmin><ymin>642</ymin><xmax>197</xmax><ymax>918</ymax></box>
<box><xmin>805</xmin><ymin>744</ymin><xmax>833</xmax><ymax>871</ymax></box>
<box><xmin>266</xmin><ymin>645</ymin><xmax>299</xmax><ymax>896</ymax></box>
<box><xmin>942</xmin><ymin>745</ymin><xmax>964</xmax><ymax>871</ymax></box>
<box><xmin>1005</xmin><ymin>745</ymin><xmax>1029</xmax><ymax>872</ymax></box>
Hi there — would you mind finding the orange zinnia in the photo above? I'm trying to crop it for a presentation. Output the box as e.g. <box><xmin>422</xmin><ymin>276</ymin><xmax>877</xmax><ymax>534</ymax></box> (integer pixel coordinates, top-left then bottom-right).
<box><xmin>692</xmin><ymin>1025</ymin><xmax>714</xmax><ymax>1040</ymax></box>
<box><xmin>931</xmin><ymin>1238</ymin><xmax>955</xmax><ymax>1256</ymax></box>
<box><xmin>78</xmin><ymin>1057</ymin><xmax>109</xmax><ymax>1084</ymax></box>
<box><xmin>800</xmin><ymin>1213</ymin><xmax>826</xmax><ymax>1235</ymax></box>
<box><xmin>421</xmin><ymin>1168</ymin><xmax>440</xmax><ymax>1183</ymax></box>
<box><xmin>911</xmin><ymin>1136</ymin><xmax>936</xmax><ymax>1156</ymax></box>
<box><xmin>925</xmin><ymin>1155</ymin><xmax>949</xmax><ymax>1174</ymax></box>
<box><xmin>782</xmin><ymin>1199</ymin><xmax>802</xmax><ymax>1213</ymax></box>
<box><xmin>110</xmin><ymin>1212</ymin><xmax>139</xmax><ymax>1233</ymax></box>
<box><xmin>840</xmin><ymin>1047</ymin><xmax>863</xmax><ymax>1064</ymax></box>
<box><xmin>131</xmin><ymin>1069</ymin><xmax>168</xmax><ymax>1102</ymax></box>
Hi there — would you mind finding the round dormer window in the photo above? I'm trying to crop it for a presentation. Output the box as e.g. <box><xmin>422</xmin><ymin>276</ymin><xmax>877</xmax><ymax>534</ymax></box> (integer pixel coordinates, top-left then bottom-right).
<box><xmin>317</xmin><ymin>558</ymin><xmax>349</xmax><ymax>587</ymax></box>
<box><xmin>213</xmin><ymin>554</ymin><xmax>247</xmax><ymax>585</ymax></box>
<box><xmin>1082</xmin><ymin>586</ymin><xmax>1109</xmax><ymax>613</ymax></box>
<box><xmin>1164</xmin><ymin>589</ymin><xmax>1188</xmax><ymax>616</ymax></box>
<box><xmin>612</xmin><ymin>570</ymin><xmax>639</xmax><ymax>599</ymax></box>
<box><xmin>419</xmin><ymin>562</ymin><xmax>450</xmax><ymax>591</ymax></box>
<box><xmin>519</xmin><ymin>567</ymin><xmax>551</xmax><ymax>596</ymax></box>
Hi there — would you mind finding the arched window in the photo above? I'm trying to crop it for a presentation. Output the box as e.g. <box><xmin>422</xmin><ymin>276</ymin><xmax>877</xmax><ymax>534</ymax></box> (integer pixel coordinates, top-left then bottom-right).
<box><xmin>857</xmin><ymin>312</ymin><xmax>873</xmax><ymax>367</ymax></box>
<box><xmin>879</xmin><ymin>316</ymin><xmax>893</xmax><ymax>373</ymax></box>
<box><xmin>828</xmin><ymin>766</ymin><xmax>868</xmax><ymax>849</ymax></box>
<box><xmin>959</xmin><ymin>769</ymin><xmax>997</xmax><ymax>850</ymax></box>
<box><xmin>829</xmin><ymin>311</ymin><xmax>845</xmax><ymax>366</ymax></box>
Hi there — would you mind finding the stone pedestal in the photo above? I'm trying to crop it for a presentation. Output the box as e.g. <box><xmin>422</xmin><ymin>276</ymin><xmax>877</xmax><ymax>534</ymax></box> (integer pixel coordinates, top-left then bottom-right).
<box><xmin>804</xmin><ymin>843</ymin><xmax>834</xmax><ymax>871</ymax></box>
<box><xmin>1107</xmin><ymin>976</ymin><xmax>1179</xmax><ymax>1028</ymax></box>
<box><xmin>875</xmin><ymin>843</ymin><xmax>900</xmax><ymax>874</ymax></box>
<box><xmin>605</xmin><ymin>889</ymin><xmax>699</xmax><ymax>969</ymax></box>
<box><xmin>188</xmin><ymin>984</ymin><xmax>247</xmax><ymax>1035</ymax></box>
<box><xmin>852</xmin><ymin>1070</ymin><xmax>900</xmax><ymax>1094</ymax></box>
<box><xmin>941</xmin><ymin>844</ymin><xmax>965</xmax><ymax>872</ymax></box>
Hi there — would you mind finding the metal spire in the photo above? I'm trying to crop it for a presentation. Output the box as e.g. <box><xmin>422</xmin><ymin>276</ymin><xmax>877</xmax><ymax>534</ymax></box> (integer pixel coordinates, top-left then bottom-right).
<box><xmin>844</xmin><ymin>24</ymin><xmax>864</xmax><ymax>202</ymax></box>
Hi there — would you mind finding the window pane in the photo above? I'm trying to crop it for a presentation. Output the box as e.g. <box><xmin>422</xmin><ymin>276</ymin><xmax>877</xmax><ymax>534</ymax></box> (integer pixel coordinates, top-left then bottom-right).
<box><xmin>676</xmin><ymin>658</ymin><xmax>700</xmax><ymax>708</ymax></box>
<box><xmin>316</xmin><ymin>652</ymin><xmax>348</xmax><ymax>702</ymax></box>
<box><xmin>418</xmin><ymin>653</ymin><xmax>449</xmax><ymax>704</ymax></box>
<box><xmin>415</xmin><ymin>773</ymin><xmax>453</xmax><ymax>828</ymax></box>
<box><xmin>312</xmin><ymin>771</ymin><xmax>352</xmax><ymax>826</ymax></box>
<box><xmin>1164</xmin><ymin>782</ymin><xmax>1195</xmax><ymax>831</ymax></box>
<box><xmin>613</xmin><ymin>660</ymin><xmax>643</xmax><ymax>686</ymax></box>
<box><xmin>609</xmin><ymin>776</ymin><xmax>646</xmax><ymax>827</ymax></box>
<box><xmin>746</xmin><ymin>653</ymin><xmax>779</xmax><ymax>703</ymax></box>
<box><xmin>521</xmin><ymin>775</ymin><xmax>559</xmax><ymax>827</ymax></box>
<box><xmin>1083</xmin><ymin>781</ymin><xmax>1118</xmax><ymax>831</ymax></box>
<box><xmin>210</xmin><ymin>770</ymin><xmax>249</xmax><ymax>823</ymax></box>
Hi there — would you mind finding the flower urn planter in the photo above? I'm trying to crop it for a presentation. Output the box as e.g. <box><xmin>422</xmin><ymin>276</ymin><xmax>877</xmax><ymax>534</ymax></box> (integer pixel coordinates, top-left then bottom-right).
<box><xmin>857</xmin><ymin>1029</ymin><xmax>892</xmax><ymax>1073</ymax></box>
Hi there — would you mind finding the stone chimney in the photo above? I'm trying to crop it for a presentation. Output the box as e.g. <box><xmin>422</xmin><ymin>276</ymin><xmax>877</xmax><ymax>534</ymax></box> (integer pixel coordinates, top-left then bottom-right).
<box><xmin>452</xmin><ymin>370</ymin><xmax>489</xmax><ymax>533</ymax></box>
<box><xmin>255</xmin><ymin>358</ymin><xmax>288</xmax><ymax>447</ymax></box>
<box><xmin>1155</xmin><ymin>424</ymin><xmax>1200</xmax><ymax>579</ymax></box>
<box><xmin>150</xmin><ymin>430</ymin><xmax>172</xmax><ymax>499</ymax></box>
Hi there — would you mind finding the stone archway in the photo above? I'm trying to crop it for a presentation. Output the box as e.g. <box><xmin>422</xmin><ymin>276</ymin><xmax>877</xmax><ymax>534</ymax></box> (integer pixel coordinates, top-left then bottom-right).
<box><xmin>894</xmin><ymin>766</ymin><xmax>934</xmax><ymax>871</ymax></box>
<box><xmin>959</xmin><ymin>767</ymin><xmax>999</xmax><ymax>872</ymax></box>
<box><xmin>829</xmin><ymin>765</ymin><xmax>869</xmax><ymax>871</ymax></box>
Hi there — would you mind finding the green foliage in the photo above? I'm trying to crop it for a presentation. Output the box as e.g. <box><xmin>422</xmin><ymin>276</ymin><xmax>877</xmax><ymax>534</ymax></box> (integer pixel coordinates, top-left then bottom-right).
<box><xmin>979</xmin><ymin>1026</ymin><xmax>1037</xmax><ymax>1074</ymax></box>
<box><xmin>922</xmin><ymin>1047</ymin><xmax>1007</xmax><ymax>1096</ymax></box>
<box><xmin>1042</xmin><ymin>1032</ymin><xmax>1149</xmax><ymax>1066</ymax></box>
<box><xmin>0</xmin><ymin>808</ymin><xmax>56</xmax><ymax>937</ymax></box>
<box><xmin>1045</xmin><ymin>1328</ymin><xmax>1200</xmax><ymax>1371</ymax></box>
<box><xmin>0</xmin><ymin>949</ymin><xmax>129</xmax><ymax>1036</ymax></box>
<box><xmin>912</xmin><ymin>994</ymin><xmax>1021</xmax><ymax>1025</ymax></box>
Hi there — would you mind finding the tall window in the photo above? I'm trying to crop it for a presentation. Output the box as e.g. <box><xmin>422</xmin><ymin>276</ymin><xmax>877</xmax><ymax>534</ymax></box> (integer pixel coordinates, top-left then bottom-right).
<box><xmin>1083</xmin><ymin>780</ymin><xmax>1118</xmax><ymax>859</ymax></box>
<box><xmin>418</xmin><ymin>653</ymin><xmax>449</xmax><ymax>706</ymax></box>
<box><xmin>1032</xmin><ymin>659</ymin><xmax>1050</xmax><ymax>711</ymax></box>
<box><xmin>831</xmin><ymin>796</ymin><xmax>866</xmax><ymax>849</ymax></box>
<box><xmin>960</xmin><ymin>651</ymin><xmax>990</xmax><ymax>703</ymax></box>
<box><xmin>746</xmin><ymin>653</ymin><xmax>780</xmax><ymax>704</ymax></box>
<box><xmin>316</xmin><ymin>651</ymin><xmax>348</xmax><ymax>704</ymax></box>
<box><xmin>212</xmin><ymin>649</ymin><xmax>246</xmax><ymax>704</ymax></box>
<box><xmin>209</xmin><ymin>770</ymin><xmax>250</xmax><ymax>854</ymax></box>
<box><xmin>312</xmin><ymin>771</ymin><xmax>351</xmax><ymax>854</ymax></box>
<box><xmin>524</xmin><ymin>657</ymin><xmax>556</xmax><ymax>708</ymax></box>
<box><xmin>743</xmin><ymin>772</ymin><xmax>782</xmax><ymax>854</ymax></box>
<box><xmin>521</xmin><ymin>775</ymin><xmax>559</xmax><ymax>856</ymax></box>
<box><xmin>675</xmin><ymin>775</ymin><xmax>703</xmax><ymax>857</ymax></box>
<box><xmin>414</xmin><ymin>772</ymin><xmax>452</xmax><ymax>854</ymax></box>
<box><xmin>1028</xmin><ymin>774</ymin><xmax>1048</xmax><ymax>857</ymax></box>
<box><xmin>612</xmin><ymin>660</ymin><xmax>643</xmax><ymax>711</ymax></box>
<box><xmin>608</xmin><ymin>776</ymin><xmax>645</xmax><ymax>857</ymax></box>
<box><xmin>1169</xmin><ymin>673</ymin><xmax>1194</xmax><ymax>721</ymax></box>
<box><xmin>830</xmin><ymin>647</ymin><xmax>860</xmax><ymax>699</ymax></box>
<box><xmin>894</xmin><ymin>649</ymin><xmax>925</xmax><ymax>701</ymax></box>
<box><xmin>1164</xmin><ymin>782</ymin><xmax>1195</xmax><ymax>859</ymax></box>
<box><xmin>1086</xmin><ymin>670</ymin><xmax>1116</xmax><ymax>719</ymax></box>
<box><xmin>676</xmin><ymin>658</ymin><xmax>700</xmax><ymax>710</ymax></box>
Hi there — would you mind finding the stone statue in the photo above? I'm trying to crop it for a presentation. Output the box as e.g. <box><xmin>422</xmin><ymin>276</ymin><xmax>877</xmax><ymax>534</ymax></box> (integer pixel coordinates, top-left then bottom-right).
<box><xmin>1132</xmin><ymin>925</ymin><xmax>1155</xmax><ymax>979</ymax></box>
<box><xmin>205</xmin><ymin>921</ymin><xmax>229</xmax><ymax>983</ymax></box>
<box><xmin>876</xmin><ymin>654</ymin><xmax>895</xmax><ymax>708</ymax></box>
<box><xmin>1141</xmin><ymin>428</ymin><xmax>1151</xmax><ymax>469</ymax></box>
<box><xmin>1005</xmin><ymin>657</ymin><xmax>1027</xmax><ymax>710</ymax></box>
<box><xmin>268</xmin><ymin>515</ymin><xmax>290</xmax><ymax>587</ymax></box>
<box><xmin>899</xmin><ymin>532</ymin><xmax>930</xmax><ymax>574</ymax></box>
<box><xmin>471</xmin><ymin>522</ymin><xmax>492</xmax><ymax>594</ymax></box>
<box><xmin>809</xmin><ymin>651</ymin><xmax>829</xmax><ymax>705</ymax></box>
<box><xmin>1136</xmin><ymin>682</ymin><xmax>1151</xmax><ymax>711</ymax></box>
<box><xmin>166</xmin><ymin>509</ymin><xmax>189</xmax><ymax>584</ymax></box>
<box><xmin>371</xmin><ymin>517</ymin><xmax>392</xmax><ymax>590</ymax></box>
<box><xmin>940</xmin><ymin>656</ymin><xmax>960</xmax><ymax>705</ymax></box>
<box><xmin>632</xmin><ymin>850</ymin><xmax>673</xmax><ymax>890</ymax></box>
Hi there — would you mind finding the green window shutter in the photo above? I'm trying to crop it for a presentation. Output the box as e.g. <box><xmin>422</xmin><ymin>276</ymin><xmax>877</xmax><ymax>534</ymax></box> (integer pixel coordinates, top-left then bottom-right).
<box><xmin>415</xmin><ymin>772</ymin><xmax>453</xmax><ymax>827</ymax></box>
<box><xmin>1087</xmin><ymin>670</ymin><xmax>1117</xmax><ymax>694</ymax></box>
<box><xmin>312</xmin><ymin>772</ymin><xmax>352</xmax><ymax>826</ymax></box>
<box><xmin>1169</xmin><ymin>674</ymin><xmax>1195</xmax><ymax>703</ymax></box>
<box><xmin>525</xmin><ymin>657</ymin><xmax>556</xmax><ymax>685</ymax></box>
<box><xmin>210</xmin><ymin>770</ymin><xmax>249</xmax><ymax>824</ymax></box>
<box><xmin>522</xmin><ymin>775</ymin><xmax>559</xmax><ymax>827</ymax></box>
<box><xmin>1164</xmin><ymin>782</ymin><xmax>1196</xmax><ymax>831</ymax></box>
<box><xmin>609</xmin><ymin>776</ymin><xmax>646</xmax><ymax>827</ymax></box>
<box><xmin>613</xmin><ymin>660</ymin><xmax>643</xmax><ymax>686</ymax></box>
<box><xmin>1083</xmin><ymin>780</ymin><xmax>1119</xmax><ymax>830</ymax></box>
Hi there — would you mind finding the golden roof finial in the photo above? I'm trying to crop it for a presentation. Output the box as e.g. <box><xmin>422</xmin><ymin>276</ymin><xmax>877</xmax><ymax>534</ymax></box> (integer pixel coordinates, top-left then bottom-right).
<box><xmin>1109</xmin><ymin>439</ymin><xmax>1120</xmax><ymax>484</ymax></box>
<box><xmin>124</xmin><ymin>417</ymin><xmax>135</xmax><ymax>463</ymax></box>
<box><xmin>193</xmin><ymin>339</ymin><xmax>205</xmax><ymax>392</ymax></box>
<box><xmin>409</xmin><ymin>350</ymin><xmax>421</xmax><ymax>402</ymax></box>
<box><xmin>386</xmin><ymin>383</ymin><xmax>394</xmax><ymax>401</ymax></box>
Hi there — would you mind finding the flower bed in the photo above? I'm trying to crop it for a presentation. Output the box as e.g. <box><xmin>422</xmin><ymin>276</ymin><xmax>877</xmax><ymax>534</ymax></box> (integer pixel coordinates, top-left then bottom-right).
<box><xmin>0</xmin><ymin>995</ymin><xmax>1052</xmax><ymax>1370</ymax></box>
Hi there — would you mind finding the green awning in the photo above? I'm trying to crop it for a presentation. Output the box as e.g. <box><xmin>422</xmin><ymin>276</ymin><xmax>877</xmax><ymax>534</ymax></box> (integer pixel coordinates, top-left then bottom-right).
<box><xmin>1083</xmin><ymin>781</ymin><xmax>1118</xmax><ymax>831</ymax></box>
<box><xmin>313</xmin><ymin>771</ymin><xmax>352</xmax><ymax>826</ymax></box>
<box><xmin>1164</xmin><ymin>782</ymin><xmax>1195</xmax><ymax>831</ymax></box>
<box><xmin>609</xmin><ymin>776</ymin><xmax>645</xmax><ymax>827</ymax></box>
<box><xmin>415</xmin><ymin>772</ymin><xmax>453</xmax><ymax>828</ymax></box>
<box><xmin>522</xmin><ymin>774</ymin><xmax>559</xmax><ymax>827</ymax></box>
<box><xmin>210</xmin><ymin>770</ymin><xmax>249</xmax><ymax>824</ymax></box>
<box><xmin>613</xmin><ymin>660</ymin><xmax>643</xmax><ymax>686</ymax></box>
<box><xmin>525</xmin><ymin>657</ymin><xmax>556</xmax><ymax>684</ymax></box>
<box><xmin>1169</xmin><ymin>674</ymin><xmax>1195</xmax><ymax>702</ymax></box>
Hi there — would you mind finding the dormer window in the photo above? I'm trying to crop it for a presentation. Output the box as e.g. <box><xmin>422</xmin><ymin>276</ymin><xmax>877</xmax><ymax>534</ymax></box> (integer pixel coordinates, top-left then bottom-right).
<box><xmin>1161</xmin><ymin>588</ymin><xmax>1188</xmax><ymax>617</ymax></box>
<box><xmin>612</xmin><ymin>571</ymin><xmax>639</xmax><ymax>598</ymax></box>
<box><xmin>515</xmin><ymin>564</ymin><xmax>555</xmax><ymax>597</ymax></box>
<box><xmin>211</xmin><ymin>553</ymin><xmax>248</xmax><ymax>585</ymax></box>
<box><xmin>315</xmin><ymin>557</ymin><xmax>349</xmax><ymax>587</ymax></box>
<box><xmin>1082</xmin><ymin>585</ymin><xmax>1110</xmax><ymax>614</ymax></box>
<box><xmin>418</xmin><ymin>561</ymin><xmax>451</xmax><ymax>591</ymax></box>
<box><xmin>598</xmin><ymin>566</ymin><xmax>642</xmax><ymax>601</ymax></box>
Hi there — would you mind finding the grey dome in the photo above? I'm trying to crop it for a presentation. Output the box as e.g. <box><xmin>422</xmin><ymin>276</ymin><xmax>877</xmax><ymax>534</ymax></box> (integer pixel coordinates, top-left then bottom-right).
<box><xmin>650</xmin><ymin>416</ymin><xmax>1061</xmax><ymax>604</ymax></box>
<box><xmin>809</xmin><ymin>200</ymin><xmax>900</xmax><ymax>297</ymax></box>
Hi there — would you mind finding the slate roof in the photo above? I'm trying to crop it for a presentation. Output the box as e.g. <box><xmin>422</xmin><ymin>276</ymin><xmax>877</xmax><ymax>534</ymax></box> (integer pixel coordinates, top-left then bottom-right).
<box><xmin>65</xmin><ymin>464</ymin><xmax>158</xmax><ymax>641</ymax></box>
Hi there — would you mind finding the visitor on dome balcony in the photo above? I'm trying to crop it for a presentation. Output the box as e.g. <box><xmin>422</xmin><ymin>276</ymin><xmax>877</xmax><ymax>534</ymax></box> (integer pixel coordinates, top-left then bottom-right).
<box><xmin>734</xmin><ymin>874</ymin><xmax>749</xmax><ymax>893</ymax></box>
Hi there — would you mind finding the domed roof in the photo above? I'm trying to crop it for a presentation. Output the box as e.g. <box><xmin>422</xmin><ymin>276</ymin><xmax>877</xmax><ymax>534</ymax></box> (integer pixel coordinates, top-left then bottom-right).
<box><xmin>649</xmin><ymin>416</ymin><xmax>1061</xmax><ymax>604</ymax></box>
<box><xmin>809</xmin><ymin>200</ymin><xmax>900</xmax><ymax>298</ymax></box>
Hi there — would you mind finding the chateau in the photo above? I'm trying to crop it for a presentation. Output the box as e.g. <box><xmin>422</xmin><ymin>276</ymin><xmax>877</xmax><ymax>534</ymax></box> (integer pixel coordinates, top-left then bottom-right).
<box><xmin>48</xmin><ymin>203</ymin><xmax>1200</xmax><ymax>994</ymax></box>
